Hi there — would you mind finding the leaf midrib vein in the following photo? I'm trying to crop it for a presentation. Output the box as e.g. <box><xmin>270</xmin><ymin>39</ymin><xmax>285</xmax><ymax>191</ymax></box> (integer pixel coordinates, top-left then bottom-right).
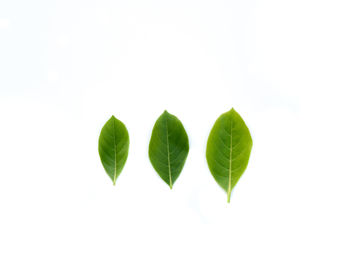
<box><xmin>112</xmin><ymin>119</ymin><xmax>117</xmax><ymax>182</ymax></box>
<box><xmin>228</xmin><ymin>119</ymin><xmax>233</xmax><ymax>199</ymax></box>
<box><xmin>165</xmin><ymin>119</ymin><xmax>172</xmax><ymax>188</ymax></box>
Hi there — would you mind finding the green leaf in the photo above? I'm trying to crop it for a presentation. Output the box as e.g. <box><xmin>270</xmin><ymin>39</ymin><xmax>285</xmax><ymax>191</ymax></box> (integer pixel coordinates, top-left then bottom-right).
<box><xmin>206</xmin><ymin>108</ymin><xmax>253</xmax><ymax>203</ymax></box>
<box><xmin>98</xmin><ymin>116</ymin><xmax>129</xmax><ymax>185</ymax></box>
<box><xmin>148</xmin><ymin>111</ymin><xmax>189</xmax><ymax>189</ymax></box>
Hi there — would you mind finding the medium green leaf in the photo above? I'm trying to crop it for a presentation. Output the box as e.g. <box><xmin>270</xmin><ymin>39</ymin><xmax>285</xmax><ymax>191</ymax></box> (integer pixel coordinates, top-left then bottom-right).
<box><xmin>206</xmin><ymin>108</ymin><xmax>253</xmax><ymax>203</ymax></box>
<box><xmin>98</xmin><ymin>116</ymin><xmax>129</xmax><ymax>185</ymax></box>
<box><xmin>148</xmin><ymin>111</ymin><xmax>189</xmax><ymax>189</ymax></box>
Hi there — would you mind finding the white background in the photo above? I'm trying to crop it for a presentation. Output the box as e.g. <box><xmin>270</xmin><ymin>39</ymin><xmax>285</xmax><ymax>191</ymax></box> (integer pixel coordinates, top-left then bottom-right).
<box><xmin>1</xmin><ymin>0</ymin><xmax>350</xmax><ymax>271</ymax></box>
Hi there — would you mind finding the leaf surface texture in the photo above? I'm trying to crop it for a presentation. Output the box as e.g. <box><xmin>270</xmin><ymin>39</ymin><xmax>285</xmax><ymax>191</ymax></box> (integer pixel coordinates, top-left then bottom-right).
<box><xmin>98</xmin><ymin>116</ymin><xmax>129</xmax><ymax>185</ymax></box>
<box><xmin>149</xmin><ymin>111</ymin><xmax>189</xmax><ymax>189</ymax></box>
<box><xmin>206</xmin><ymin>108</ymin><xmax>252</xmax><ymax>202</ymax></box>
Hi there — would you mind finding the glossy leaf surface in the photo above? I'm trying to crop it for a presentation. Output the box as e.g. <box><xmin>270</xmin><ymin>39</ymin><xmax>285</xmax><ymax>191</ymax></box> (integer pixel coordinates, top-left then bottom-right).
<box><xmin>98</xmin><ymin>116</ymin><xmax>129</xmax><ymax>185</ymax></box>
<box><xmin>206</xmin><ymin>108</ymin><xmax>252</xmax><ymax>202</ymax></box>
<box><xmin>149</xmin><ymin>111</ymin><xmax>189</xmax><ymax>189</ymax></box>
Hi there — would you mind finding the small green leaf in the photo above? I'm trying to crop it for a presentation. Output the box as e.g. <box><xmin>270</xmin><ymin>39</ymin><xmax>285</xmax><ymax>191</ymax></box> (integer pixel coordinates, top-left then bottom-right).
<box><xmin>206</xmin><ymin>108</ymin><xmax>253</xmax><ymax>203</ymax></box>
<box><xmin>98</xmin><ymin>116</ymin><xmax>129</xmax><ymax>185</ymax></box>
<box><xmin>148</xmin><ymin>111</ymin><xmax>189</xmax><ymax>189</ymax></box>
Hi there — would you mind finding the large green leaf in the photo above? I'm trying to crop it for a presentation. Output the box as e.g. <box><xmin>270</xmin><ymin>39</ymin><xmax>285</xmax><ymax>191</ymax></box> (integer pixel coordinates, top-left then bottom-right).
<box><xmin>206</xmin><ymin>108</ymin><xmax>252</xmax><ymax>202</ymax></box>
<box><xmin>98</xmin><ymin>116</ymin><xmax>129</xmax><ymax>185</ymax></box>
<box><xmin>148</xmin><ymin>111</ymin><xmax>189</xmax><ymax>189</ymax></box>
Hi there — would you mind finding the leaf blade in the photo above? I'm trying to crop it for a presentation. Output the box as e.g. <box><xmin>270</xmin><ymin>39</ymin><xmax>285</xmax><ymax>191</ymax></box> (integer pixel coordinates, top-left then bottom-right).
<box><xmin>206</xmin><ymin>108</ymin><xmax>252</xmax><ymax>202</ymax></box>
<box><xmin>98</xmin><ymin>116</ymin><xmax>129</xmax><ymax>185</ymax></box>
<box><xmin>148</xmin><ymin>111</ymin><xmax>189</xmax><ymax>189</ymax></box>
